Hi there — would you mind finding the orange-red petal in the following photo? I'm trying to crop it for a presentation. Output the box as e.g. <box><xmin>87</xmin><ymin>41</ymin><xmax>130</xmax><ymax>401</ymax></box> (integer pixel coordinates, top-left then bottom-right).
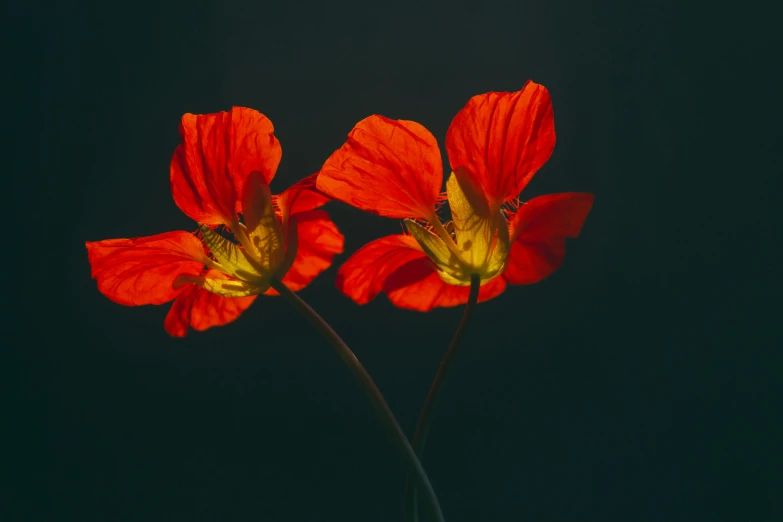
<box><xmin>164</xmin><ymin>269</ymin><xmax>257</xmax><ymax>337</ymax></box>
<box><xmin>446</xmin><ymin>81</ymin><xmax>555</xmax><ymax>206</ymax></box>
<box><xmin>276</xmin><ymin>173</ymin><xmax>330</xmax><ymax>220</ymax></box>
<box><xmin>335</xmin><ymin>235</ymin><xmax>428</xmax><ymax>304</ymax></box>
<box><xmin>503</xmin><ymin>192</ymin><xmax>594</xmax><ymax>285</ymax></box>
<box><xmin>318</xmin><ymin>115</ymin><xmax>442</xmax><ymax>220</ymax></box>
<box><xmin>170</xmin><ymin>107</ymin><xmax>281</xmax><ymax>227</ymax></box>
<box><xmin>262</xmin><ymin>209</ymin><xmax>344</xmax><ymax>295</ymax></box>
<box><xmin>383</xmin><ymin>258</ymin><xmax>507</xmax><ymax>311</ymax></box>
<box><xmin>86</xmin><ymin>231</ymin><xmax>206</xmax><ymax>306</ymax></box>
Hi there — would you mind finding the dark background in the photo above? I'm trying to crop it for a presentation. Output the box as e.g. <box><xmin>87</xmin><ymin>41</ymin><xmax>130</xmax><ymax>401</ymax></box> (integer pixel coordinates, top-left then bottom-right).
<box><xmin>5</xmin><ymin>1</ymin><xmax>779</xmax><ymax>521</ymax></box>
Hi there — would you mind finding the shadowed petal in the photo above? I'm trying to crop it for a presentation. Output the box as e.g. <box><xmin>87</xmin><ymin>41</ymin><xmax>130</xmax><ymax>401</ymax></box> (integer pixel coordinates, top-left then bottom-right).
<box><xmin>334</xmin><ymin>235</ymin><xmax>428</xmax><ymax>304</ymax></box>
<box><xmin>164</xmin><ymin>270</ymin><xmax>257</xmax><ymax>337</ymax></box>
<box><xmin>86</xmin><ymin>231</ymin><xmax>207</xmax><ymax>306</ymax></box>
<box><xmin>446</xmin><ymin>81</ymin><xmax>555</xmax><ymax>206</ymax></box>
<box><xmin>276</xmin><ymin>173</ymin><xmax>330</xmax><ymax>220</ymax></box>
<box><xmin>384</xmin><ymin>258</ymin><xmax>507</xmax><ymax>311</ymax></box>
<box><xmin>504</xmin><ymin>192</ymin><xmax>594</xmax><ymax>285</ymax></box>
<box><xmin>274</xmin><ymin>209</ymin><xmax>344</xmax><ymax>292</ymax></box>
<box><xmin>318</xmin><ymin>115</ymin><xmax>442</xmax><ymax>220</ymax></box>
<box><xmin>262</xmin><ymin>210</ymin><xmax>344</xmax><ymax>296</ymax></box>
<box><xmin>170</xmin><ymin>107</ymin><xmax>281</xmax><ymax>227</ymax></box>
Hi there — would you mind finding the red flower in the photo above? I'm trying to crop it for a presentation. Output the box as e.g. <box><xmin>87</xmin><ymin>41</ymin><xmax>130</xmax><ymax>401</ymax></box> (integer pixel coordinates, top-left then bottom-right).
<box><xmin>317</xmin><ymin>81</ymin><xmax>593</xmax><ymax>311</ymax></box>
<box><xmin>87</xmin><ymin>107</ymin><xmax>344</xmax><ymax>336</ymax></box>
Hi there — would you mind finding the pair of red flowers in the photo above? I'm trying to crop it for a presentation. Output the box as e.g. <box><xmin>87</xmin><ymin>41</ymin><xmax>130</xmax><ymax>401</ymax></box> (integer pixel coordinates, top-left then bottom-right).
<box><xmin>87</xmin><ymin>81</ymin><xmax>593</xmax><ymax>336</ymax></box>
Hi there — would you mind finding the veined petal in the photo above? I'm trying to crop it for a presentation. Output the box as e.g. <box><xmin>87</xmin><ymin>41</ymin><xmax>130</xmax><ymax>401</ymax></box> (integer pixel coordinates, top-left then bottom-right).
<box><xmin>504</xmin><ymin>192</ymin><xmax>594</xmax><ymax>285</ymax></box>
<box><xmin>164</xmin><ymin>270</ymin><xmax>258</xmax><ymax>337</ymax></box>
<box><xmin>239</xmin><ymin>171</ymin><xmax>285</xmax><ymax>272</ymax></box>
<box><xmin>265</xmin><ymin>209</ymin><xmax>345</xmax><ymax>294</ymax></box>
<box><xmin>276</xmin><ymin>173</ymin><xmax>330</xmax><ymax>222</ymax></box>
<box><xmin>86</xmin><ymin>231</ymin><xmax>207</xmax><ymax>306</ymax></box>
<box><xmin>446</xmin><ymin>81</ymin><xmax>555</xmax><ymax>206</ymax></box>
<box><xmin>318</xmin><ymin>115</ymin><xmax>442</xmax><ymax>220</ymax></box>
<box><xmin>170</xmin><ymin>107</ymin><xmax>281</xmax><ymax>227</ymax></box>
<box><xmin>384</xmin><ymin>258</ymin><xmax>507</xmax><ymax>311</ymax></box>
<box><xmin>334</xmin><ymin>235</ymin><xmax>428</xmax><ymax>305</ymax></box>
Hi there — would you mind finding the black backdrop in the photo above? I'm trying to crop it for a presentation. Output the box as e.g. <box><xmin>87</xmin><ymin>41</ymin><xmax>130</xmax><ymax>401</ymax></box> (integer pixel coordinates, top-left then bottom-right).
<box><xmin>5</xmin><ymin>1</ymin><xmax>779</xmax><ymax>521</ymax></box>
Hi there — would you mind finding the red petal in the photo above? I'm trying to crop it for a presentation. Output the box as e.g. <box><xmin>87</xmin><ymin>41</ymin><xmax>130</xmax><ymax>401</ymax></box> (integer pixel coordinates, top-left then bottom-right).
<box><xmin>503</xmin><ymin>192</ymin><xmax>594</xmax><ymax>285</ymax></box>
<box><xmin>164</xmin><ymin>270</ymin><xmax>257</xmax><ymax>337</ymax></box>
<box><xmin>170</xmin><ymin>107</ymin><xmax>282</xmax><ymax>226</ymax></box>
<box><xmin>276</xmin><ymin>173</ymin><xmax>330</xmax><ymax>219</ymax></box>
<box><xmin>383</xmin><ymin>258</ymin><xmax>507</xmax><ymax>311</ymax></box>
<box><xmin>446</xmin><ymin>81</ymin><xmax>555</xmax><ymax>206</ymax></box>
<box><xmin>335</xmin><ymin>235</ymin><xmax>427</xmax><ymax>304</ymax></box>
<box><xmin>86</xmin><ymin>231</ymin><xmax>206</xmax><ymax>306</ymax></box>
<box><xmin>277</xmin><ymin>209</ymin><xmax>344</xmax><ymax>292</ymax></box>
<box><xmin>318</xmin><ymin>115</ymin><xmax>442</xmax><ymax>220</ymax></box>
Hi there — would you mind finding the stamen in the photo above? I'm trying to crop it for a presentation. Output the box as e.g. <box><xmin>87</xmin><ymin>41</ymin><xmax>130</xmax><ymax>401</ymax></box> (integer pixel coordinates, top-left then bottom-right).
<box><xmin>501</xmin><ymin>197</ymin><xmax>527</xmax><ymax>224</ymax></box>
<box><xmin>507</xmin><ymin>196</ymin><xmax>525</xmax><ymax>211</ymax></box>
<box><xmin>400</xmin><ymin>217</ymin><xmax>436</xmax><ymax>235</ymax></box>
<box><xmin>271</xmin><ymin>195</ymin><xmax>283</xmax><ymax>218</ymax></box>
<box><xmin>194</xmin><ymin>228</ymin><xmax>217</xmax><ymax>261</ymax></box>
<box><xmin>434</xmin><ymin>191</ymin><xmax>448</xmax><ymax>211</ymax></box>
<box><xmin>441</xmin><ymin>220</ymin><xmax>456</xmax><ymax>240</ymax></box>
<box><xmin>193</xmin><ymin>226</ymin><xmax>240</xmax><ymax>271</ymax></box>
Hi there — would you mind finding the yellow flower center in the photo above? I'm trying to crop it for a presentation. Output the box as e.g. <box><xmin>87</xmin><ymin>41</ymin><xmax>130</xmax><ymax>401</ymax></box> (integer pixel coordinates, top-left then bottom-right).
<box><xmin>175</xmin><ymin>175</ymin><xmax>297</xmax><ymax>297</ymax></box>
<box><xmin>406</xmin><ymin>168</ymin><xmax>510</xmax><ymax>286</ymax></box>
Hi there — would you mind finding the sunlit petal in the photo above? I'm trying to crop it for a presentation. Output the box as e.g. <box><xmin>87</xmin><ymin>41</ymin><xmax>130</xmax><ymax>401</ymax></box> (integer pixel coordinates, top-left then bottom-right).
<box><xmin>268</xmin><ymin>210</ymin><xmax>344</xmax><ymax>293</ymax></box>
<box><xmin>318</xmin><ymin>115</ymin><xmax>442</xmax><ymax>220</ymax></box>
<box><xmin>334</xmin><ymin>235</ymin><xmax>428</xmax><ymax>304</ymax></box>
<box><xmin>504</xmin><ymin>192</ymin><xmax>594</xmax><ymax>284</ymax></box>
<box><xmin>446</xmin><ymin>81</ymin><xmax>555</xmax><ymax>206</ymax></box>
<box><xmin>164</xmin><ymin>270</ymin><xmax>258</xmax><ymax>337</ymax></box>
<box><xmin>276</xmin><ymin>173</ymin><xmax>330</xmax><ymax>222</ymax></box>
<box><xmin>86</xmin><ymin>231</ymin><xmax>206</xmax><ymax>306</ymax></box>
<box><xmin>170</xmin><ymin>107</ymin><xmax>281</xmax><ymax>226</ymax></box>
<box><xmin>384</xmin><ymin>258</ymin><xmax>507</xmax><ymax>311</ymax></box>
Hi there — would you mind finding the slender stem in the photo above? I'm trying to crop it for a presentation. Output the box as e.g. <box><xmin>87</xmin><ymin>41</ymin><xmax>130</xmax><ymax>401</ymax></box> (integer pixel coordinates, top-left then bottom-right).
<box><xmin>269</xmin><ymin>278</ymin><xmax>445</xmax><ymax>522</ymax></box>
<box><xmin>405</xmin><ymin>274</ymin><xmax>481</xmax><ymax>522</ymax></box>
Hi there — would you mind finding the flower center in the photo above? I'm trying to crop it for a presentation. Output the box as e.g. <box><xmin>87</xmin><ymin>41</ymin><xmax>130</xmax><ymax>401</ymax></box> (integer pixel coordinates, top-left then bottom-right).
<box><xmin>405</xmin><ymin>169</ymin><xmax>510</xmax><ymax>286</ymax></box>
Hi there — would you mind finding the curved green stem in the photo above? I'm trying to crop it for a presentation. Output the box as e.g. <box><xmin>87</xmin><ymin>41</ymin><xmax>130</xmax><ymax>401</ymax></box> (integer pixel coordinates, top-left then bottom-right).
<box><xmin>269</xmin><ymin>278</ymin><xmax>445</xmax><ymax>522</ymax></box>
<box><xmin>405</xmin><ymin>274</ymin><xmax>481</xmax><ymax>522</ymax></box>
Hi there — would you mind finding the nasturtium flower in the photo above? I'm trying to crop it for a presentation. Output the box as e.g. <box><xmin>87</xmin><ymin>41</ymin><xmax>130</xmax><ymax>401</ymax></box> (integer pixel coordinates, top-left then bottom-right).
<box><xmin>86</xmin><ymin>107</ymin><xmax>344</xmax><ymax>336</ymax></box>
<box><xmin>317</xmin><ymin>81</ymin><xmax>593</xmax><ymax>311</ymax></box>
